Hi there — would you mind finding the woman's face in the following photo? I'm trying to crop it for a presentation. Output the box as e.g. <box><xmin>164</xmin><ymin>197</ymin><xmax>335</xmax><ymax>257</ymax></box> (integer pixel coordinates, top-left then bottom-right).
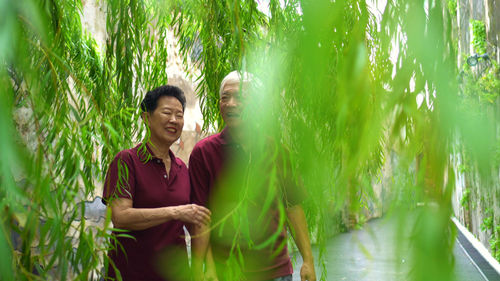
<box><xmin>146</xmin><ymin>96</ymin><xmax>184</xmax><ymax>146</ymax></box>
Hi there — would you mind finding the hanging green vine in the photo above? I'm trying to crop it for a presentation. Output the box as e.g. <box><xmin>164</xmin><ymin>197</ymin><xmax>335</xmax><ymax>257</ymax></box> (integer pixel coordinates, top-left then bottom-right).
<box><xmin>0</xmin><ymin>0</ymin><xmax>171</xmax><ymax>279</ymax></box>
<box><xmin>1</xmin><ymin>0</ymin><xmax>496</xmax><ymax>280</ymax></box>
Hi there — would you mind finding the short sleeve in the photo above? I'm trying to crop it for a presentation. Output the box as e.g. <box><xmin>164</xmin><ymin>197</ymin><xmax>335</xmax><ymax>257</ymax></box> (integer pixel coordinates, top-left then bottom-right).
<box><xmin>278</xmin><ymin>147</ymin><xmax>307</xmax><ymax>207</ymax></box>
<box><xmin>188</xmin><ymin>146</ymin><xmax>210</xmax><ymax>207</ymax></box>
<box><xmin>102</xmin><ymin>151</ymin><xmax>136</xmax><ymax>205</ymax></box>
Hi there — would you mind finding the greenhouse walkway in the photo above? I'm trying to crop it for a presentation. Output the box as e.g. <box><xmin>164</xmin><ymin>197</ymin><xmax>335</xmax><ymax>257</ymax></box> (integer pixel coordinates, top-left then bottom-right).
<box><xmin>291</xmin><ymin>216</ymin><xmax>500</xmax><ymax>281</ymax></box>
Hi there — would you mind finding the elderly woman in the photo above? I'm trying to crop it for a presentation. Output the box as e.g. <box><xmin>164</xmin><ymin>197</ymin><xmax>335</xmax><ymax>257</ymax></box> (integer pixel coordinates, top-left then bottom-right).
<box><xmin>103</xmin><ymin>85</ymin><xmax>210</xmax><ymax>281</ymax></box>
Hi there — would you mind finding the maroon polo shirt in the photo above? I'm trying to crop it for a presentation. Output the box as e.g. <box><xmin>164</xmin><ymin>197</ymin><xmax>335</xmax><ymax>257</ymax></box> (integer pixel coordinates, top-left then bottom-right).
<box><xmin>103</xmin><ymin>143</ymin><xmax>191</xmax><ymax>281</ymax></box>
<box><xmin>189</xmin><ymin>129</ymin><xmax>302</xmax><ymax>281</ymax></box>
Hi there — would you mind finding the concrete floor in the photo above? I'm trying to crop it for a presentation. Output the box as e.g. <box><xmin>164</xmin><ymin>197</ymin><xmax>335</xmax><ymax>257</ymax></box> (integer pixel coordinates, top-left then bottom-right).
<box><xmin>291</xmin><ymin>217</ymin><xmax>496</xmax><ymax>281</ymax></box>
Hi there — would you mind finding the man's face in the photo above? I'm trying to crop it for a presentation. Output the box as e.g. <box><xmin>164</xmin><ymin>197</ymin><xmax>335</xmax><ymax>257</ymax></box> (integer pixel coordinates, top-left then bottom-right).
<box><xmin>145</xmin><ymin>96</ymin><xmax>184</xmax><ymax>145</ymax></box>
<box><xmin>220</xmin><ymin>81</ymin><xmax>245</xmax><ymax>129</ymax></box>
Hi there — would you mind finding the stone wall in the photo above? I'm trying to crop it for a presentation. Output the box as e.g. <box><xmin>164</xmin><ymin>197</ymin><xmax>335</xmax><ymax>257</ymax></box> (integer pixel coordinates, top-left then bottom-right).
<box><xmin>453</xmin><ymin>0</ymin><xmax>499</xmax><ymax>259</ymax></box>
<box><xmin>457</xmin><ymin>0</ymin><xmax>499</xmax><ymax>65</ymax></box>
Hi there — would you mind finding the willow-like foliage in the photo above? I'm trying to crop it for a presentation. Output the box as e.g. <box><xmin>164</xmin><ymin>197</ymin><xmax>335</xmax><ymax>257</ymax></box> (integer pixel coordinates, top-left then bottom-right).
<box><xmin>0</xmin><ymin>0</ymin><xmax>170</xmax><ymax>279</ymax></box>
<box><xmin>0</xmin><ymin>0</ymin><xmax>496</xmax><ymax>280</ymax></box>
<box><xmin>171</xmin><ymin>0</ymin><xmax>267</xmax><ymax>130</ymax></box>
<box><xmin>172</xmin><ymin>0</ymin><xmax>480</xmax><ymax>280</ymax></box>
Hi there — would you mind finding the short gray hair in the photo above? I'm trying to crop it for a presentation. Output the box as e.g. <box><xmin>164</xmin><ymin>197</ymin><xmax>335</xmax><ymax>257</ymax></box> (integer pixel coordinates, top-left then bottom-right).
<box><xmin>219</xmin><ymin>70</ymin><xmax>253</xmax><ymax>96</ymax></box>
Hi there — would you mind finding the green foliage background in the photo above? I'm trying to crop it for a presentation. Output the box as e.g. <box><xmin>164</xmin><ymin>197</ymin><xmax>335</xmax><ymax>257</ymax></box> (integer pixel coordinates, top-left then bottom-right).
<box><xmin>0</xmin><ymin>0</ymin><xmax>497</xmax><ymax>280</ymax></box>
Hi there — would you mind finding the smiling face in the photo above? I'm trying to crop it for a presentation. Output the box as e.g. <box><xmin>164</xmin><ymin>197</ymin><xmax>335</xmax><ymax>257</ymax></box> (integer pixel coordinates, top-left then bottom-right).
<box><xmin>220</xmin><ymin>81</ymin><xmax>246</xmax><ymax>129</ymax></box>
<box><xmin>145</xmin><ymin>96</ymin><xmax>184</xmax><ymax>146</ymax></box>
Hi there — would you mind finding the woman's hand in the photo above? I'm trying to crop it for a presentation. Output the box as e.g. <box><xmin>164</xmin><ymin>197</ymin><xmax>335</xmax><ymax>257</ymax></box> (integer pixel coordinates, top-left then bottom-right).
<box><xmin>110</xmin><ymin>199</ymin><xmax>211</xmax><ymax>230</ymax></box>
<box><xmin>174</xmin><ymin>204</ymin><xmax>211</xmax><ymax>227</ymax></box>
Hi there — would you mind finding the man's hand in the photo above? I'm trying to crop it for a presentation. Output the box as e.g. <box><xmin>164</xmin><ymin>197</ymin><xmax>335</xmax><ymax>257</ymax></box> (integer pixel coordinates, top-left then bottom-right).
<box><xmin>286</xmin><ymin>204</ymin><xmax>316</xmax><ymax>281</ymax></box>
<box><xmin>300</xmin><ymin>260</ymin><xmax>316</xmax><ymax>281</ymax></box>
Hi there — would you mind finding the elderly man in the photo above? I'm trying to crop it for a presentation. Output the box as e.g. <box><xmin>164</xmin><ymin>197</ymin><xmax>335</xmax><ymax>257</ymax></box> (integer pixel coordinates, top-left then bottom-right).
<box><xmin>189</xmin><ymin>71</ymin><xmax>316</xmax><ymax>281</ymax></box>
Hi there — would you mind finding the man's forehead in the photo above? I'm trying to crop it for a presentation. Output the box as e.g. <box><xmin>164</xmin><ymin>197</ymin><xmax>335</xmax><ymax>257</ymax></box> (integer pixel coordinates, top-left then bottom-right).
<box><xmin>221</xmin><ymin>81</ymin><xmax>248</xmax><ymax>95</ymax></box>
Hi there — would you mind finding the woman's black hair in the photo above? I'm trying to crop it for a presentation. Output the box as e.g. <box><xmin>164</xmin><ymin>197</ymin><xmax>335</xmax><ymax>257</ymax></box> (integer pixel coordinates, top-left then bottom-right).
<box><xmin>140</xmin><ymin>85</ymin><xmax>186</xmax><ymax>113</ymax></box>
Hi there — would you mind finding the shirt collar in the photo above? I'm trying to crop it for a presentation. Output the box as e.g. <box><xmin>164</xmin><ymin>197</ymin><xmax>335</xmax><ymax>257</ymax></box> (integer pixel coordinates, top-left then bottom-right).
<box><xmin>220</xmin><ymin>127</ymin><xmax>237</xmax><ymax>146</ymax></box>
<box><xmin>144</xmin><ymin>142</ymin><xmax>181</xmax><ymax>167</ymax></box>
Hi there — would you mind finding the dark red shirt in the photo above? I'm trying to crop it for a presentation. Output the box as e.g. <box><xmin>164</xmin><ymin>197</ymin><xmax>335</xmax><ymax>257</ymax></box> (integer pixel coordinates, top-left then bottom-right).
<box><xmin>189</xmin><ymin>129</ymin><xmax>301</xmax><ymax>281</ymax></box>
<box><xmin>103</xmin><ymin>144</ymin><xmax>191</xmax><ymax>281</ymax></box>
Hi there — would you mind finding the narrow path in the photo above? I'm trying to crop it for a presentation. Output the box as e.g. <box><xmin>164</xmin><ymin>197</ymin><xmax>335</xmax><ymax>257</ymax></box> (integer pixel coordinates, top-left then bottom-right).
<box><xmin>291</xmin><ymin>217</ymin><xmax>498</xmax><ymax>281</ymax></box>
